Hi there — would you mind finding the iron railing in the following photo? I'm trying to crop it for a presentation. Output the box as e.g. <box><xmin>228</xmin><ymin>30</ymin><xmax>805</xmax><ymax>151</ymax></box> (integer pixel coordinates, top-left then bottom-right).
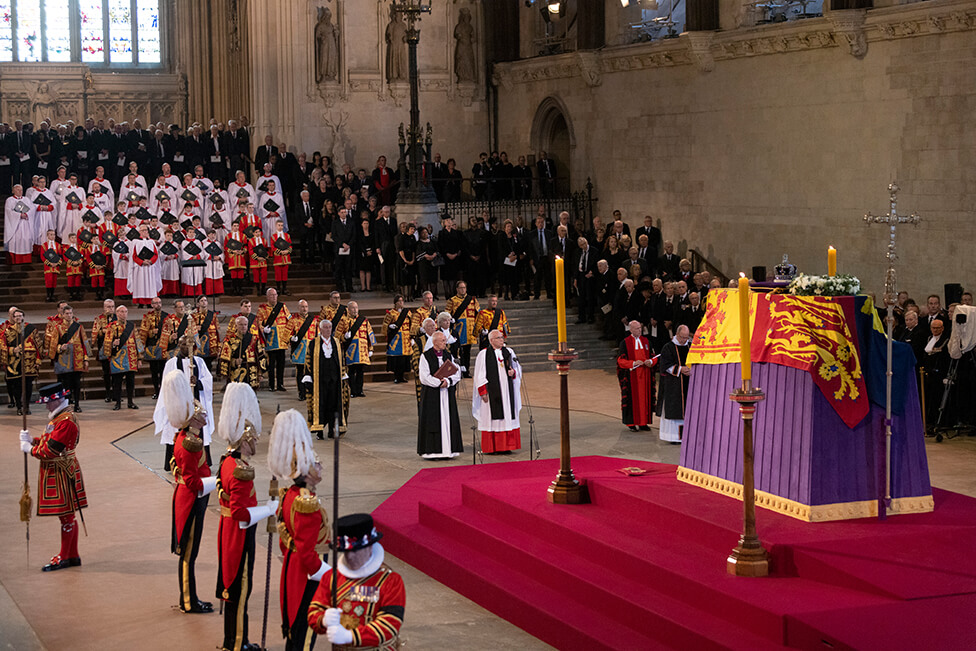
<box><xmin>440</xmin><ymin>178</ymin><xmax>596</xmax><ymax>230</ymax></box>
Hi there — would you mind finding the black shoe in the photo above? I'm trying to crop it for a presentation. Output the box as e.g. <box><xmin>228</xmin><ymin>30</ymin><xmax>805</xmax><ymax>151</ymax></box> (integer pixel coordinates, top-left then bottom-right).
<box><xmin>128</xmin><ymin>402</ymin><xmax>139</xmax><ymax>410</ymax></box>
<box><xmin>113</xmin><ymin>403</ymin><xmax>121</xmax><ymax>411</ymax></box>
<box><xmin>104</xmin><ymin>396</ymin><xmax>112</xmax><ymax>403</ymax></box>
<box><xmin>73</xmin><ymin>406</ymin><xmax>82</xmax><ymax>413</ymax></box>
<box><xmin>628</xmin><ymin>426</ymin><xmax>638</xmax><ymax>432</ymax></box>
<box><xmin>180</xmin><ymin>599</ymin><xmax>213</xmax><ymax>614</ymax></box>
<box><xmin>151</xmin><ymin>393</ymin><xmax>158</xmax><ymax>400</ymax></box>
<box><xmin>639</xmin><ymin>425</ymin><xmax>651</xmax><ymax>431</ymax></box>
<box><xmin>276</xmin><ymin>385</ymin><xmax>285</xmax><ymax>392</ymax></box>
<box><xmin>298</xmin><ymin>393</ymin><xmax>306</xmax><ymax>401</ymax></box>
<box><xmin>316</xmin><ymin>432</ymin><xmax>324</xmax><ymax>440</ymax></box>
<box><xmin>16</xmin><ymin>408</ymin><xmax>22</xmax><ymax>416</ymax></box>
<box><xmin>42</xmin><ymin>555</ymin><xmax>80</xmax><ymax>572</ymax></box>
<box><xmin>6</xmin><ymin>402</ymin><xmax>14</xmax><ymax>409</ymax></box>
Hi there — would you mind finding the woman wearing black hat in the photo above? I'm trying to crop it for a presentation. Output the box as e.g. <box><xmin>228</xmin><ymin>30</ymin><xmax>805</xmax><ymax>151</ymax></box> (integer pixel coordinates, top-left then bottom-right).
<box><xmin>307</xmin><ymin>513</ymin><xmax>405</xmax><ymax>649</ymax></box>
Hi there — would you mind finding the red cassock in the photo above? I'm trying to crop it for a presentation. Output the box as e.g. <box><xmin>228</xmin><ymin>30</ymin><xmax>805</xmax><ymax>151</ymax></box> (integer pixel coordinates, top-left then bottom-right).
<box><xmin>308</xmin><ymin>565</ymin><xmax>406</xmax><ymax>648</ymax></box>
<box><xmin>171</xmin><ymin>428</ymin><xmax>210</xmax><ymax>549</ymax></box>
<box><xmin>216</xmin><ymin>455</ymin><xmax>257</xmax><ymax>597</ymax></box>
<box><xmin>277</xmin><ymin>485</ymin><xmax>330</xmax><ymax>629</ymax></box>
<box><xmin>31</xmin><ymin>409</ymin><xmax>88</xmax><ymax>516</ymax></box>
<box><xmin>616</xmin><ymin>335</ymin><xmax>656</xmax><ymax>428</ymax></box>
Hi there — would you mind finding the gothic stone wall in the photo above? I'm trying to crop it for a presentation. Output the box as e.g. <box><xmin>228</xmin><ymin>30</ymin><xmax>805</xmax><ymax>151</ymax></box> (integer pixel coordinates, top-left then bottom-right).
<box><xmin>494</xmin><ymin>1</ymin><xmax>976</xmax><ymax>300</ymax></box>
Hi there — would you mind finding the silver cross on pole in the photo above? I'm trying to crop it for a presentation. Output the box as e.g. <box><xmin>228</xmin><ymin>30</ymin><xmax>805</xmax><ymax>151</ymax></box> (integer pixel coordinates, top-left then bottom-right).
<box><xmin>864</xmin><ymin>182</ymin><xmax>921</xmax><ymax>519</ymax></box>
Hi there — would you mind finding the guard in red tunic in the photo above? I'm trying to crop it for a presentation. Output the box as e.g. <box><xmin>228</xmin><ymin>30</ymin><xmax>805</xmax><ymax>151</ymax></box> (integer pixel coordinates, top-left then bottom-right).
<box><xmin>307</xmin><ymin>514</ymin><xmax>405</xmax><ymax>650</ymax></box>
<box><xmin>215</xmin><ymin>382</ymin><xmax>277</xmax><ymax>651</ymax></box>
<box><xmin>617</xmin><ymin>320</ymin><xmax>658</xmax><ymax>432</ymax></box>
<box><xmin>268</xmin><ymin>409</ymin><xmax>330</xmax><ymax>651</ymax></box>
<box><xmin>163</xmin><ymin>370</ymin><xmax>216</xmax><ymax>614</ymax></box>
<box><xmin>18</xmin><ymin>382</ymin><xmax>88</xmax><ymax>572</ymax></box>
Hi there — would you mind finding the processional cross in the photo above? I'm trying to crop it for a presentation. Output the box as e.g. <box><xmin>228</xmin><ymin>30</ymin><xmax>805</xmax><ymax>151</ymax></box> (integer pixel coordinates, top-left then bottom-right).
<box><xmin>863</xmin><ymin>182</ymin><xmax>921</xmax><ymax>518</ymax></box>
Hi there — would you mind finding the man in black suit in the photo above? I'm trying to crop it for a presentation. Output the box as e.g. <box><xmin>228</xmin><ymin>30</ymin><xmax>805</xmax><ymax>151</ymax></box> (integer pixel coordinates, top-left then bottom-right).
<box><xmin>574</xmin><ymin>237</ymin><xmax>598</xmax><ymax>323</ymax></box>
<box><xmin>536</xmin><ymin>151</ymin><xmax>556</xmax><ymax>198</ymax></box>
<box><xmin>635</xmin><ymin>215</ymin><xmax>662</xmax><ymax>261</ymax></box>
<box><xmin>514</xmin><ymin>155</ymin><xmax>533</xmax><ymax>201</ymax></box>
<box><xmin>225</xmin><ymin>120</ymin><xmax>251</xmax><ymax>182</ymax></box>
<box><xmin>471</xmin><ymin>152</ymin><xmax>490</xmax><ymax>201</ymax></box>
<box><xmin>658</xmin><ymin>240</ymin><xmax>680</xmax><ymax>281</ymax></box>
<box><xmin>205</xmin><ymin>125</ymin><xmax>225</xmax><ymax>181</ymax></box>
<box><xmin>594</xmin><ymin>260</ymin><xmax>614</xmax><ymax>338</ymax></box>
<box><xmin>550</xmin><ymin>225</ymin><xmax>575</xmax><ymax>306</ymax></box>
<box><xmin>528</xmin><ymin>215</ymin><xmax>552</xmax><ymax>300</ymax></box>
<box><xmin>184</xmin><ymin>125</ymin><xmax>205</xmax><ymax>171</ymax></box>
<box><xmin>635</xmin><ymin>233</ymin><xmax>657</xmax><ymax>276</ymax></box>
<box><xmin>149</xmin><ymin>129</ymin><xmax>168</xmax><ymax>178</ymax></box>
<box><xmin>253</xmin><ymin>135</ymin><xmax>278</xmax><ymax>175</ymax></box>
<box><xmin>296</xmin><ymin>189</ymin><xmax>318</xmax><ymax>264</ymax></box>
<box><xmin>127</xmin><ymin>119</ymin><xmax>151</xmax><ymax>169</ymax></box>
<box><xmin>164</xmin><ymin>124</ymin><xmax>187</xmax><ymax>177</ymax></box>
<box><xmin>331</xmin><ymin>206</ymin><xmax>356</xmax><ymax>291</ymax></box>
<box><xmin>679</xmin><ymin>292</ymin><xmax>705</xmax><ymax>334</ymax></box>
<box><xmin>429</xmin><ymin>152</ymin><xmax>447</xmax><ymax>202</ymax></box>
<box><xmin>613</xmin><ymin>279</ymin><xmax>644</xmax><ymax>343</ymax></box>
<box><xmin>0</xmin><ymin>123</ymin><xmax>13</xmax><ymax>195</ymax></box>
<box><xmin>896</xmin><ymin>309</ymin><xmax>927</xmax><ymax>366</ymax></box>
<box><xmin>492</xmin><ymin>151</ymin><xmax>514</xmax><ymax>200</ymax></box>
<box><xmin>923</xmin><ymin>295</ymin><xmax>951</xmax><ymax>334</ymax></box>
<box><xmin>375</xmin><ymin>205</ymin><xmax>399</xmax><ymax>292</ymax></box>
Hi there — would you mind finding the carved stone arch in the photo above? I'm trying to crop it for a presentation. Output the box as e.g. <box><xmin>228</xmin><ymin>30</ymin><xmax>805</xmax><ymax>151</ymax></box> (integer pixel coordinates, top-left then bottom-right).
<box><xmin>530</xmin><ymin>95</ymin><xmax>576</xmax><ymax>192</ymax></box>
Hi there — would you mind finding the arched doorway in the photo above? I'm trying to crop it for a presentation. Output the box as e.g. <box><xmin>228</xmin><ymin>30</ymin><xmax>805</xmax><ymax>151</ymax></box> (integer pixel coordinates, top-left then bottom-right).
<box><xmin>530</xmin><ymin>96</ymin><xmax>575</xmax><ymax>195</ymax></box>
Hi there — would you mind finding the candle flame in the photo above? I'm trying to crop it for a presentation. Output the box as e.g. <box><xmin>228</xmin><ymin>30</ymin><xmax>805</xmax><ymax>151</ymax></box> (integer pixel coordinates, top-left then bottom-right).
<box><xmin>829</xmin><ymin>245</ymin><xmax>835</xmax><ymax>250</ymax></box>
<box><xmin>739</xmin><ymin>272</ymin><xmax>746</xmax><ymax>278</ymax></box>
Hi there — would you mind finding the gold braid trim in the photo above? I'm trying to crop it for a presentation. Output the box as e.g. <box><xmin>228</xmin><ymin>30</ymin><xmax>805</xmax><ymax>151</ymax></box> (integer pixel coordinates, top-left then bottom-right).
<box><xmin>233</xmin><ymin>460</ymin><xmax>255</xmax><ymax>481</ymax></box>
<box><xmin>181</xmin><ymin>432</ymin><xmax>204</xmax><ymax>453</ymax></box>
<box><xmin>294</xmin><ymin>488</ymin><xmax>321</xmax><ymax>514</ymax></box>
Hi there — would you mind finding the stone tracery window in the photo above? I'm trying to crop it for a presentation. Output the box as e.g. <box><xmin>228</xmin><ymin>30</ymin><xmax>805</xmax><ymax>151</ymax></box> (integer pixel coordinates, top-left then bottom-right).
<box><xmin>0</xmin><ymin>0</ymin><xmax>161</xmax><ymax>66</ymax></box>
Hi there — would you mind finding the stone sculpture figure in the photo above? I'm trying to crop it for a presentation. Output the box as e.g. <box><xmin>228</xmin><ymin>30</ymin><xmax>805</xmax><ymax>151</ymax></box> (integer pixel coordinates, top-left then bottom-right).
<box><xmin>454</xmin><ymin>8</ymin><xmax>476</xmax><ymax>83</ymax></box>
<box><xmin>315</xmin><ymin>6</ymin><xmax>340</xmax><ymax>83</ymax></box>
<box><xmin>386</xmin><ymin>7</ymin><xmax>408</xmax><ymax>83</ymax></box>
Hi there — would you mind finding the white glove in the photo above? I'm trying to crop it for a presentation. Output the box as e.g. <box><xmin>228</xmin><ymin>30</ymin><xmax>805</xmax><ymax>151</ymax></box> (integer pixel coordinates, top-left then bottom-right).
<box><xmin>241</xmin><ymin>499</ymin><xmax>279</xmax><ymax>528</ymax></box>
<box><xmin>263</xmin><ymin>326</ymin><xmax>271</xmax><ymax>334</ymax></box>
<box><xmin>324</xmin><ymin>607</ymin><xmax>342</xmax><ymax>627</ymax></box>
<box><xmin>481</xmin><ymin>329</ymin><xmax>488</xmax><ymax>335</ymax></box>
<box><xmin>388</xmin><ymin>324</ymin><xmax>396</xmax><ymax>329</ymax></box>
<box><xmin>290</xmin><ymin>336</ymin><xmax>298</xmax><ymax>342</ymax></box>
<box><xmin>19</xmin><ymin>430</ymin><xmax>31</xmax><ymax>444</ymax></box>
<box><xmin>20</xmin><ymin>440</ymin><xmax>32</xmax><ymax>454</ymax></box>
<box><xmin>344</xmin><ymin>332</ymin><xmax>351</xmax><ymax>339</ymax></box>
<box><xmin>302</xmin><ymin>375</ymin><xmax>312</xmax><ymax>384</ymax></box>
<box><xmin>327</xmin><ymin>625</ymin><xmax>353</xmax><ymax>646</ymax></box>
<box><xmin>368</xmin><ymin>350</ymin><xmax>373</xmax><ymax>357</ymax></box>
<box><xmin>309</xmin><ymin>560</ymin><xmax>330</xmax><ymax>582</ymax></box>
<box><xmin>198</xmin><ymin>475</ymin><xmax>218</xmax><ymax>497</ymax></box>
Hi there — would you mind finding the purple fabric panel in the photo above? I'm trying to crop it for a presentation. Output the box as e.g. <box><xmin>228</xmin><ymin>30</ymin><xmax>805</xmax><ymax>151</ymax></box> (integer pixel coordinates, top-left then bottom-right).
<box><xmin>682</xmin><ymin>361</ymin><xmax>932</xmax><ymax>506</ymax></box>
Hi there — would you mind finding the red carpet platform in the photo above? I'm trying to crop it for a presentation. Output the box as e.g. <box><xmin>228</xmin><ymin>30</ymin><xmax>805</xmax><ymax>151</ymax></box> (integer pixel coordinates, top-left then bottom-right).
<box><xmin>373</xmin><ymin>456</ymin><xmax>976</xmax><ymax>650</ymax></box>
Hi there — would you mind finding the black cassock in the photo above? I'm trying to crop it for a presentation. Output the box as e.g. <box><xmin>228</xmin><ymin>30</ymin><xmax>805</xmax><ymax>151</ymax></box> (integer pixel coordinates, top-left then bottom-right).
<box><xmin>656</xmin><ymin>340</ymin><xmax>690</xmax><ymax>420</ymax></box>
<box><xmin>417</xmin><ymin>348</ymin><xmax>463</xmax><ymax>458</ymax></box>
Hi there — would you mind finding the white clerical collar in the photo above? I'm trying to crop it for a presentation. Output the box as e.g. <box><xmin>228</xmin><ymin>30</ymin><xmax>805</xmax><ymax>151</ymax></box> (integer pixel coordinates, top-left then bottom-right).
<box><xmin>633</xmin><ymin>335</ymin><xmax>643</xmax><ymax>349</ymax></box>
<box><xmin>672</xmin><ymin>336</ymin><xmax>689</xmax><ymax>347</ymax></box>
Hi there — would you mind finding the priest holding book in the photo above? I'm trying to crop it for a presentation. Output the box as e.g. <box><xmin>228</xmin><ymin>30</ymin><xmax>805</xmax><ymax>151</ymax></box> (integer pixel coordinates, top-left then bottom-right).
<box><xmin>417</xmin><ymin>331</ymin><xmax>463</xmax><ymax>460</ymax></box>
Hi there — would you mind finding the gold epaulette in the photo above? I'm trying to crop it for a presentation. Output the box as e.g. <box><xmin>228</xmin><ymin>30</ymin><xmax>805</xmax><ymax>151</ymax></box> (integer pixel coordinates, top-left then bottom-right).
<box><xmin>294</xmin><ymin>488</ymin><xmax>321</xmax><ymax>514</ymax></box>
<box><xmin>181</xmin><ymin>432</ymin><xmax>204</xmax><ymax>453</ymax></box>
<box><xmin>233</xmin><ymin>459</ymin><xmax>255</xmax><ymax>481</ymax></box>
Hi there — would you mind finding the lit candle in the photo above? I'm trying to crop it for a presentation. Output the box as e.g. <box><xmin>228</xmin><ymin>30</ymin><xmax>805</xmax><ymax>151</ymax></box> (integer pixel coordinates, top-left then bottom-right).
<box><xmin>555</xmin><ymin>256</ymin><xmax>567</xmax><ymax>345</ymax></box>
<box><xmin>828</xmin><ymin>246</ymin><xmax>837</xmax><ymax>277</ymax></box>
<box><xmin>738</xmin><ymin>273</ymin><xmax>751</xmax><ymax>382</ymax></box>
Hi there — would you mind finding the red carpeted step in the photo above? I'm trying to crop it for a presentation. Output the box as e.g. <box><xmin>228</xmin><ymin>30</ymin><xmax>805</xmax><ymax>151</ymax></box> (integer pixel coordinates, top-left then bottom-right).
<box><xmin>417</xmin><ymin>500</ymin><xmax>786</xmax><ymax>650</ymax></box>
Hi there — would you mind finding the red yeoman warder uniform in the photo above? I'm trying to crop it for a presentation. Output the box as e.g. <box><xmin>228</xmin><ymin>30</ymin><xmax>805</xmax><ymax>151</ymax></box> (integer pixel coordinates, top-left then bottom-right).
<box><xmin>215</xmin><ymin>382</ymin><xmax>275</xmax><ymax>651</ymax></box>
<box><xmin>307</xmin><ymin>514</ymin><xmax>405</xmax><ymax>650</ymax></box>
<box><xmin>164</xmin><ymin>371</ymin><xmax>217</xmax><ymax>614</ymax></box>
<box><xmin>21</xmin><ymin>383</ymin><xmax>89</xmax><ymax>572</ymax></box>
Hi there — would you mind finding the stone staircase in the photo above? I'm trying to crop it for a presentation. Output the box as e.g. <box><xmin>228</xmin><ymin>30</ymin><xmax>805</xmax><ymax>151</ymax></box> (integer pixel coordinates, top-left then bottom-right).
<box><xmin>504</xmin><ymin>300</ymin><xmax>618</xmax><ymax>373</ymax></box>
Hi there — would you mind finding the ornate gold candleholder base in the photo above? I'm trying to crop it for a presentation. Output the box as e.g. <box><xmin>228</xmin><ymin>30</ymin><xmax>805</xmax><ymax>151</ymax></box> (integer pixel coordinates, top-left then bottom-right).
<box><xmin>547</xmin><ymin>344</ymin><xmax>589</xmax><ymax>505</ymax></box>
<box><xmin>727</xmin><ymin>383</ymin><xmax>769</xmax><ymax>577</ymax></box>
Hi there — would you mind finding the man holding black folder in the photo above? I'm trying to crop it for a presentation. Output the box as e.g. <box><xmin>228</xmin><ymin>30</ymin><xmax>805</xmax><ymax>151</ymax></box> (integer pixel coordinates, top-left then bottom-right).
<box><xmin>417</xmin><ymin>331</ymin><xmax>462</xmax><ymax>459</ymax></box>
<box><xmin>257</xmin><ymin>287</ymin><xmax>291</xmax><ymax>392</ymax></box>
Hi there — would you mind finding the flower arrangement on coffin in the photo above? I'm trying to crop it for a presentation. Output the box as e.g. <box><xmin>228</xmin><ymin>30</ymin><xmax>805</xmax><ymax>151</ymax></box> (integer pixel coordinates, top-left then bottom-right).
<box><xmin>787</xmin><ymin>273</ymin><xmax>861</xmax><ymax>297</ymax></box>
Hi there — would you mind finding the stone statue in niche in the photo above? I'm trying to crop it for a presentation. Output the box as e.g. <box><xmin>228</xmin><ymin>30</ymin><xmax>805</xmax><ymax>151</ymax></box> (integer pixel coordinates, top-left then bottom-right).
<box><xmin>315</xmin><ymin>6</ymin><xmax>340</xmax><ymax>83</ymax></box>
<box><xmin>453</xmin><ymin>7</ymin><xmax>476</xmax><ymax>83</ymax></box>
<box><xmin>385</xmin><ymin>6</ymin><xmax>408</xmax><ymax>83</ymax></box>
<box><xmin>27</xmin><ymin>81</ymin><xmax>60</xmax><ymax>126</ymax></box>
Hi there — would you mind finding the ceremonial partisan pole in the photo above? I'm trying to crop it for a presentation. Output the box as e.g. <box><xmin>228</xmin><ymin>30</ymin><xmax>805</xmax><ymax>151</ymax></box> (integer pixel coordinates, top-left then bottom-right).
<box><xmin>864</xmin><ymin>183</ymin><xmax>921</xmax><ymax>519</ymax></box>
<box><xmin>19</xmin><ymin>326</ymin><xmax>31</xmax><ymax>564</ymax></box>
<box><xmin>331</xmin><ymin>407</ymin><xmax>341</xmax><ymax>609</ymax></box>
<box><xmin>260</xmin><ymin>405</ymin><xmax>280</xmax><ymax>650</ymax></box>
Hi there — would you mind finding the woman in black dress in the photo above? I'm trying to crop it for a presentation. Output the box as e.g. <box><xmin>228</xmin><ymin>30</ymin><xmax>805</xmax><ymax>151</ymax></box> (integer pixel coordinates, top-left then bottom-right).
<box><xmin>397</xmin><ymin>222</ymin><xmax>418</xmax><ymax>298</ymax></box>
<box><xmin>497</xmin><ymin>219</ymin><xmax>522</xmax><ymax>301</ymax></box>
<box><xmin>415</xmin><ymin>226</ymin><xmax>440</xmax><ymax>300</ymax></box>
<box><xmin>357</xmin><ymin>214</ymin><xmax>379</xmax><ymax>291</ymax></box>
<box><xmin>33</xmin><ymin>130</ymin><xmax>53</xmax><ymax>181</ymax></box>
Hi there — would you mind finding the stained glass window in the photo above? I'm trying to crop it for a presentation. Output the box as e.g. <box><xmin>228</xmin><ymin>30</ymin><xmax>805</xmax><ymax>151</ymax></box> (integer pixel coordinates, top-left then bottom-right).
<box><xmin>0</xmin><ymin>1</ymin><xmax>160</xmax><ymax>65</ymax></box>
<box><xmin>0</xmin><ymin>1</ymin><xmax>13</xmax><ymax>62</ymax></box>
<box><xmin>16</xmin><ymin>0</ymin><xmax>40</xmax><ymax>62</ymax></box>
<box><xmin>136</xmin><ymin>0</ymin><xmax>158</xmax><ymax>63</ymax></box>
<box><xmin>108</xmin><ymin>0</ymin><xmax>131</xmax><ymax>63</ymax></box>
<box><xmin>80</xmin><ymin>0</ymin><xmax>104</xmax><ymax>63</ymax></box>
<box><xmin>44</xmin><ymin>0</ymin><xmax>70</xmax><ymax>61</ymax></box>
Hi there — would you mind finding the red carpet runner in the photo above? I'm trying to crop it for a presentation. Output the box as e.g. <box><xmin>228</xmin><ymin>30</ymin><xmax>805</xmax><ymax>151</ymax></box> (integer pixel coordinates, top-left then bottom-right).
<box><xmin>373</xmin><ymin>456</ymin><xmax>976</xmax><ymax>650</ymax></box>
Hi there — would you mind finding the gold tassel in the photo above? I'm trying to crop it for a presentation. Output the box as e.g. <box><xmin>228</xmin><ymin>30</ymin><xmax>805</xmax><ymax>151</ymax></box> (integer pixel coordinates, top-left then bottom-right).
<box><xmin>19</xmin><ymin>481</ymin><xmax>32</xmax><ymax>523</ymax></box>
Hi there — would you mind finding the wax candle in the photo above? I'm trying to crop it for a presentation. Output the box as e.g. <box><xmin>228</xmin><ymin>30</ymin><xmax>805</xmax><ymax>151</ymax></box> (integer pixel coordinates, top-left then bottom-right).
<box><xmin>828</xmin><ymin>246</ymin><xmax>837</xmax><ymax>277</ymax></box>
<box><xmin>739</xmin><ymin>273</ymin><xmax>751</xmax><ymax>382</ymax></box>
<box><xmin>555</xmin><ymin>256</ymin><xmax>567</xmax><ymax>344</ymax></box>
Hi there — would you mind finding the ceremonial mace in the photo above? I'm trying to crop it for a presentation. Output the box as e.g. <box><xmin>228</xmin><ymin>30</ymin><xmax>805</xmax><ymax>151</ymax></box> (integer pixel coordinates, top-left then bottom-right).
<box><xmin>864</xmin><ymin>183</ymin><xmax>920</xmax><ymax>518</ymax></box>
<box><xmin>18</xmin><ymin>326</ymin><xmax>31</xmax><ymax>565</ymax></box>
<box><xmin>260</xmin><ymin>404</ymin><xmax>280</xmax><ymax>650</ymax></box>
